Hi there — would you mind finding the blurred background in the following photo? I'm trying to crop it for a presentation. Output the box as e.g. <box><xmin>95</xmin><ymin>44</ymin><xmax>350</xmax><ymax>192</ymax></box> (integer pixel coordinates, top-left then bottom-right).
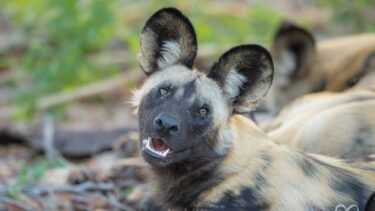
<box><xmin>0</xmin><ymin>0</ymin><xmax>374</xmax><ymax>210</ymax></box>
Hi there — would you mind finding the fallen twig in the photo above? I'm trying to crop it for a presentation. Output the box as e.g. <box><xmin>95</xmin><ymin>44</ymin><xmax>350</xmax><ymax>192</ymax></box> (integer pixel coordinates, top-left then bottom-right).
<box><xmin>26</xmin><ymin>182</ymin><xmax>116</xmax><ymax>196</ymax></box>
<box><xmin>88</xmin><ymin>49</ymin><xmax>131</xmax><ymax>68</ymax></box>
<box><xmin>43</xmin><ymin>114</ymin><xmax>56</xmax><ymax>159</ymax></box>
<box><xmin>37</xmin><ymin>69</ymin><xmax>144</xmax><ymax>110</ymax></box>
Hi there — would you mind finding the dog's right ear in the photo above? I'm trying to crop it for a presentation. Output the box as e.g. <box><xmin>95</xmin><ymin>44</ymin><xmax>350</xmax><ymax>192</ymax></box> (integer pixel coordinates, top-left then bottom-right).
<box><xmin>140</xmin><ymin>8</ymin><xmax>197</xmax><ymax>76</ymax></box>
<box><xmin>272</xmin><ymin>21</ymin><xmax>315</xmax><ymax>79</ymax></box>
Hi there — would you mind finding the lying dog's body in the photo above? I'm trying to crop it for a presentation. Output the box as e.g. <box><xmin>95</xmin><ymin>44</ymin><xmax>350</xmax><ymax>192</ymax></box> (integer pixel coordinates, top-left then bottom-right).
<box><xmin>262</xmin><ymin>90</ymin><xmax>375</xmax><ymax>160</ymax></box>
<box><xmin>260</xmin><ymin>25</ymin><xmax>375</xmax><ymax>160</ymax></box>
<box><xmin>134</xmin><ymin>8</ymin><xmax>375</xmax><ymax>210</ymax></box>
<box><xmin>262</xmin><ymin>22</ymin><xmax>375</xmax><ymax>114</ymax></box>
<box><xmin>147</xmin><ymin>115</ymin><xmax>375</xmax><ymax>210</ymax></box>
<box><xmin>198</xmin><ymin>115</ymin><xmax>375</xmax><ymax>210</ymax></box>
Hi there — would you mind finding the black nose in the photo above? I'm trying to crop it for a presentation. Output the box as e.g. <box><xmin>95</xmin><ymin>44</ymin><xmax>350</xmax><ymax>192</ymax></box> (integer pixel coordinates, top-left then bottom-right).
<box><xmin>154</xmin><ymin>113</ymin><xmax>179</xmax><ymax>134</ymax></box>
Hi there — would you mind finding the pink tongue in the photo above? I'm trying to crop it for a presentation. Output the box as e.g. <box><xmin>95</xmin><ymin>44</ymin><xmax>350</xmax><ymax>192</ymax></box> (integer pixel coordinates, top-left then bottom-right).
<box><xmin>151</xmin><ymin>138</ymin><xmax>169</xmax><ymax>152</ymax></box>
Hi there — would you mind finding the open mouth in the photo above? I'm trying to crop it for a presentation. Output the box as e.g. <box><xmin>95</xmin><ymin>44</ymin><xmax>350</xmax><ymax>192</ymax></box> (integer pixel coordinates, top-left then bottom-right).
<box><xmin>142</xmin><ymin>137</ymin><xmax>173</xmax><ymax>159</ymax></box>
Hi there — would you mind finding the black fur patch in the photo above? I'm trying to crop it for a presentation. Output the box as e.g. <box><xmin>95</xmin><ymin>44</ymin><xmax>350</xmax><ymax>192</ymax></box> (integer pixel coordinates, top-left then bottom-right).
<box><xmin>365</xmin><ymin>192</ymin><xmax>375</xmax><ymax>211</ymax></box>
<box><xmin>299</xmin><ymin>157</ymin><xmax>319</xmax><ymax>178</ymax></box>
<box><xmin>253</xmin><ymin>150</ymin><xmax>272</xmax><ymax>190</ymax></box>
<box><xmin>289</xmin><ymin>42</ymin><xmax>307</xmax><ymax>77</ymax></box>
<box><xmin>346</xmin><ymin>50</ymin><xmax>375</xmax><ymax>88</ymax></box>
<box><xmin>330</xmin><ymin>175</ymin><xmax>368</xmax><ymax>209</ymax></box>
<box><xmin>203</xmin><ymin>188</ymin><xmax>269</xmax><ymax>210</ymax></box>
<box><xmin>141</xmin><ymin>7</ymin><xmax>197</xmax><ymax>74</ymax></box>
<box><xmin>274</xmin><ymin>21</ymin><xmax>315</xmax><ymax>46</ymax></box>
<box><xmin>345</xmin><ymin>124</ymin><xmax>374</xmax><ymax>160</ymax></box>
<box><xmin>302</xmin><ymin>154</ymin><xmax>374</xmax><ymax>209</ymax></box>
<box><xmin>258</xmin><ymin>150</ymin><xmax>272</xmax><ymax>163</ymax></box>
<box><xmin>306</xmin><ymin>155</ymin><xmax>371</xmax><ymax>209</ymax></box>
<box><xmin>311</xmin><ymin>78</ymin><xmax>327</xmax><ymax>92</ymax></box>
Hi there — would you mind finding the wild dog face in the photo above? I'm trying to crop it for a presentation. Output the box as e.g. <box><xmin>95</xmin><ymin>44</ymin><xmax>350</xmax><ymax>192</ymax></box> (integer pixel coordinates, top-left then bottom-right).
<box><xmin>133</xmin><ymin>8</ymin><xmax>273</xmax><ymax>167</ymax></box>
<box><xmin>263</xmin><ymin>22</ymin><xmax>375</xmax><ymax>114</ymax></box>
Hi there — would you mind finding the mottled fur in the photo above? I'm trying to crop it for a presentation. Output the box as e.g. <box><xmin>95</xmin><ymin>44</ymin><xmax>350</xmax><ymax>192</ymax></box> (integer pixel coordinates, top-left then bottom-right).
<box><xmin>143</xmin><ymin>114</ymin><xmax>375</xmax><ymax>210</ymax></box>
<box><xmin>196</xmin><ymin>116</ymin><xmax>375</xmax><ymax>210</ymax></box>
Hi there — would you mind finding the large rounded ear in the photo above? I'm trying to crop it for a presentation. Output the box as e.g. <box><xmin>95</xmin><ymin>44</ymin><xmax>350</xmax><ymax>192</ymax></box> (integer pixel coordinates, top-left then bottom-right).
<box><xmin>208</xmin><ymin>45</ymin><xmax>274</xmax><ymax>113</ymax></box>
<box><xmin>272</xmin><ymin>21</ymin><xmax>315</xmax><ymax>79</ymax></box>
<box><xmin>140</xmin><ymin>8</ymin><xmax>197</xmax><ymax>75</ymax></box>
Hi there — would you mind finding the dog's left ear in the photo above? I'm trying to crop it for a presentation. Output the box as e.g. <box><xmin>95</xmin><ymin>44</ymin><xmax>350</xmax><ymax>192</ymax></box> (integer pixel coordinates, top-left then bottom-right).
<box><xmin>208</xmin><ymin>45</ymin><xmax>274</xmax><ymax>113</ymax></box>
<box><xmin>140</xmin><ymin>8</ymin><xmax>197</xmax><ymax>75</ymax></box>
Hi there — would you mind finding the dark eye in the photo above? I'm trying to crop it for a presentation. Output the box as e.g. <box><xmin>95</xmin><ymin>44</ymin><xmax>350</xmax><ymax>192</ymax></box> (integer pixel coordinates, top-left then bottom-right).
<box><xmin>346</xmin><ymin>77</ymin><xmax>360</xmax><ymax>87</ymax></box>
<box><xmin>159</xmin><ymin>87</ymin><xmax>169</xmax><ymax>97</ymax></box>
<box><xmin>199</xmin><ymin>107</ymin><xmax>209</xmax><ymax>116</ymax></box>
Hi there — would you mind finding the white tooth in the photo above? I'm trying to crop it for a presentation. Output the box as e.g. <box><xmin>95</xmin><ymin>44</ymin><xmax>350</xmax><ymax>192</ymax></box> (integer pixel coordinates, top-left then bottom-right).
<box><xmin>142</xmin><ymin>139</ymin><xmax>148</xmax><ymax>150</ymax></box>
<box><xmin>162</xmin><ymin>149</ymin><xmax>170</xmax><ymax>157</ymax></box>
<box><xmin>146</xmin><ymin>138</ymin><xmax>151</xmax><ymax>150</ymax></box>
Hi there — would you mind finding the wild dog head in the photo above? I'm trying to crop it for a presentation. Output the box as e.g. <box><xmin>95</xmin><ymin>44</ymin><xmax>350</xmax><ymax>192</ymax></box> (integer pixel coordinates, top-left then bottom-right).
<box><xmin>133</xmin><ymin>8</ymin><xmax>273</xmax><ymax>167</ymax></box>
<box><xmin>262</xmin><ymin>21</ymin><xmax>375</xmax><ymax>114</ymax></box>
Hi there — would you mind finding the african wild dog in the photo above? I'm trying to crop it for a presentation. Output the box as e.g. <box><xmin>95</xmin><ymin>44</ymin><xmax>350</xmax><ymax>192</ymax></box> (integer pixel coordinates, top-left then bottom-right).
<box><xmin>260</xmin><ymin>41</ymin><xmax>375</xmax><ymax>160</ymax></box>
<box><xmin>261</xmin><ymin>90</ymin><xmax>375</xmax><ymax>160</ymax></box>
<box><xmin>133</xmin><ymin>8</ymin><xmax>375</xmax><ymax>210</ymax></box>
<box><xmin>261</xmin><ymin>22</ymin><xmax>375</xmax><ymax>114</ymax></box>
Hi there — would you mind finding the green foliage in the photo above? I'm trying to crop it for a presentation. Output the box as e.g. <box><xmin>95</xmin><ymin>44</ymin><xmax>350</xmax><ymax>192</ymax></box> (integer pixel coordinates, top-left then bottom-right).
<box><xmin>121</xmin><ymin>0</ymin><xmax>282</xmax><ymax>59</ymax></box>
<box><xmin>4</xmin><ymin>0</ymin><xmax>120</xmax><ymax>120</ymax></box>
<box><xmin>10</xmin><ymin>0</ymin><xmax>370</xmax><ymax>121</ymax></box>
<box><xmin>0</xmin><ymin>56</ymin><xmax>10</xmax><ymax>70</ymax></box>
<box><xmin>122</xmin><ymin>187</ymin><xmax>134</xmax><ymax>197</ymax></box>
<box><xmin>317</xmin><ymin>0</ymin><xmax>375</xmax><ymax>33</ymax></box>
<box><xmin>2</xmin><ymin>0</ymin><xmax>283</xmax><ymax>121</ymax></box>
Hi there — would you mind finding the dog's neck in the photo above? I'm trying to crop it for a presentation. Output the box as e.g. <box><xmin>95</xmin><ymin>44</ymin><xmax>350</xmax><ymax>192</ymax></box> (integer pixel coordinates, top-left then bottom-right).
<box><xmin>150</xmin><ymin>155</ymin><xmax>225</xmax><ymax>209</ymax></box>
